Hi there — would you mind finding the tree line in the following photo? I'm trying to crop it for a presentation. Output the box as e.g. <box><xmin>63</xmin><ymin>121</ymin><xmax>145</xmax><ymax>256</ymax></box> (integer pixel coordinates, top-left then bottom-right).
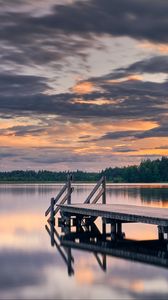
<box><xmin>0</xmin><ymin>157</ymin><xmax>168</xmax><ymax>183</ymax></box>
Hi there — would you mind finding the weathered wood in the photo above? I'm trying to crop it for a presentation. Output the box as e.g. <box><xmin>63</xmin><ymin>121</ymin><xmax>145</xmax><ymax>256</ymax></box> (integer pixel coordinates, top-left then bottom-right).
<box><xmin>67</xmin><ymin>175</ymin><xmax>72</xmax><ymax>205</ymax></box>
<box><xmin>50</xmin><ymin>198</ymin><xmax>55</xmax><ymax>225</ymax></box>
<box><xmin>54</xmin><ymin>187</ymin><xmax>74</xmax><ymax>215</ymax></box>
<box><xmin>59</xmin><ymin>204</ymin><xmax>168</xmax><ymax>227</ymax></box>
<box><xmin>45</xmin><ymin>183</ymin><xmax>67</xmax><ymax>216</ymax></box>
<box><xmin>92</xmin><ymin>188</ymin><xmax>104</xmax><ymax>204</ymax></box>
<box><xmin>102</xmin><ymin>176</ymin><xmax>106</xmax><ymax>204</ymax></box>
<box><xmin>84</xmin><ymin>177</ymin><xmax>104</xmax><ymax>204</ymax></box>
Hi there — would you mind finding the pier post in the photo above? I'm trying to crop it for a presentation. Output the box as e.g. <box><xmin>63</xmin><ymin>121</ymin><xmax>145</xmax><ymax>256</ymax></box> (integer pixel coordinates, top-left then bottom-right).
<box><xmin>111</xmin><ymin>222</ymin><xmax>117</xmax><ymax>240</ymax></box>
<box><xmin>50</xmin><ymin>197</ymin><xmax>55</xmax><ymax>247</ymax></box>
<box><xmin>67</xmin><ymin>174</ymin><xmax>72</xmax><ymax>205</ymax></box>
<box><xmin>102</xmin><ymin>218</ymin><xmax>106</xmax><ymax>237</ymax></box>
<box><xmin>102</xmin><ymin>176</ymin><xmax>106</xmax><ymax>204</ymax></box>
<box><xmin>158</xmin><ymin>226</ymin><xmax>168</xmax><ymax>240</ymax></box>
<box><xmin>158</xmin><ymin>226</ymin><xmax>164</xmax><ymax>240</ymax></box>
<box><xmin>117</xmin><ymin>222</ymin><xmax>122</xmax><ymax>238</ymax></box>
<box><xmin>50</xmin><ymin>197</ymin><xmax>55</xmax><ymax>225</ymax></box>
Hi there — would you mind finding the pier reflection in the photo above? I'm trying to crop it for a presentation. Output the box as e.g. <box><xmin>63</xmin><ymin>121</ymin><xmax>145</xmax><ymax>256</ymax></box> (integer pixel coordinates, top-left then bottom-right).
<box><xmin>46</xmin><ymin>220</ymin><xmax>168</xmax><ymax>276</ymax></box>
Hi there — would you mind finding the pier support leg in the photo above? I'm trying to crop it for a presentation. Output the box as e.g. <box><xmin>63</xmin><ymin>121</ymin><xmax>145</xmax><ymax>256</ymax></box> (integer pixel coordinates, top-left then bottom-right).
<box><xmin>67</xmin><ymin>174</ymin><xmax>72</xmax><ymax>205</ymax></box>
<box><xmin>102</xmin><ymin>176</ymin><xmax>106</xmax><ymax>204</ymax></box>
<box><xmin>116</xmin><ymin>222</ymin><xmax>124</xmax><ymax>239</ymax></box>
<box><xmin>111</xmin><ymin>222</ymin><xmax>117</xmax><ymax>240</ymax></box>
<box><xmin>117</xmin><ymin>222</ymin><xmax>122</xmax><ymax>235</ymax></box>
<box><xmin>102</xmin><ymin>218</ymin><xmax>106</xmax><ymax>238</ymax></box>
<box><xmin>50</xmin><ymin>197</ymin><xmax>55</xmax><ymax>226</ymax></box>
<box><xmin>158</xmin><ymin>226</ymin><xmax>164</xmax><ymax>241</ymax></box>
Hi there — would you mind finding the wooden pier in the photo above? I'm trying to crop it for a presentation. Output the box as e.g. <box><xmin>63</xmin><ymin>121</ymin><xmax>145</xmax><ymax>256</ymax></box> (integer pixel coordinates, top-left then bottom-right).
<box><xmin>59</xmin><ymin>203</ymin><xmax>168</xmax><ymax>227</ymax></box>
<box><xmin>45</xmin><ymin>176</ymin><xmax>168</xmax><ymax>240</ymax></box>
<box><xmin>45</xmin><ymin>176</ymin><xmax>168</xmax><ymax>275</ymax></box>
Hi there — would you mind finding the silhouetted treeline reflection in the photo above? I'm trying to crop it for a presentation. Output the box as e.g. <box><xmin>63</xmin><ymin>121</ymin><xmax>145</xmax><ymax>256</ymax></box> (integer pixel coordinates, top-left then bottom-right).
<box><xmin>1</xmin><ymin>157</ymin><xmax>168</xmax><ymax>183</ymax></box>
<box><xmin>107</xmin><ymin>186</ymin><xmax>168</xmax><ymax>205</ymax></box>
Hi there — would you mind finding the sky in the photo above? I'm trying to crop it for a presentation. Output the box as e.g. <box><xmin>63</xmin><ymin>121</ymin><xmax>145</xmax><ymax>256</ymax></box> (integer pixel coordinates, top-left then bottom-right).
<box><xmin>0</xmin><ymin>0</ymin><xmax>168</xmax><ymax>171</ymax></box>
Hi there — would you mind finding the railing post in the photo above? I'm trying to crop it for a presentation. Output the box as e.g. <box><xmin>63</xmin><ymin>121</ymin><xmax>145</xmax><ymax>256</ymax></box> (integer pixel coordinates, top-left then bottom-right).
<box><xmin>67</xmin><ymin>174</ymin><xmax>72</xmax><ymax>205</ymax></box>
<box><xmin>102</xmin><ymin>176</ymin><xmax>106</xmax><ymax>204</ymax></box>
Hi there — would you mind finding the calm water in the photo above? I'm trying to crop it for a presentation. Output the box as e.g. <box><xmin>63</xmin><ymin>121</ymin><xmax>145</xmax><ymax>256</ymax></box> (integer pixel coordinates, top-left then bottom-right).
<box><xmin>0</xmin><ymin>183</ymin><xmax>168</xmax><ymax>299</ymax></box>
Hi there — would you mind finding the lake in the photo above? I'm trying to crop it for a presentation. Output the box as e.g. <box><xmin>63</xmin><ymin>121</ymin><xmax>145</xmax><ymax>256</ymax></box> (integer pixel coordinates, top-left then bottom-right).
<box><xmin>0</xmin><ymin>183</ymin><xmax>168</xmax><ymax>299</ymax></box>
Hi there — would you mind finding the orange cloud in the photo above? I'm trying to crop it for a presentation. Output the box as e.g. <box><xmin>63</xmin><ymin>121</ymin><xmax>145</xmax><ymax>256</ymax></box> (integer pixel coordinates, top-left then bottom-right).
<box><xmin>73</xmin><ymin>97</ymin><xmax>113</xmax><ymax>105</ymax></box>
<box><xmin>108</xmin><ymin>74</ymin><xmax>143</xmax><ymax>84</ymax></box>
<box><xmin>72</xmin><ymin>81</ymin><xmax>95</xmax><ymax>94</ymax></box>
<box><xmin>138</xmin><ymin>41</ymin><xmax>168</xmax><ymax>54</ymax></box>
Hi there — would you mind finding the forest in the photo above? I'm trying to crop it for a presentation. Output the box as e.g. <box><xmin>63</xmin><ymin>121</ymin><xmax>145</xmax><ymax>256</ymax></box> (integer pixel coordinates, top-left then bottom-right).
<box><xmin>0</xmin><ymin>157</ymin><xmax>168</xmax><ymax>183</ymax></box>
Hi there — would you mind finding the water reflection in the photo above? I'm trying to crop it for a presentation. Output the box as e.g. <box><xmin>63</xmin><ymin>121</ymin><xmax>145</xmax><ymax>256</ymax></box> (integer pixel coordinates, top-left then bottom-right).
<box><xmin>106</xmin><ymin>185</ymin><xmax>168</xmax><ymax>207</ymax></box>
<box><xmin>1</xmin><ymin>184</ymin><xmax>168</xmax><ymax>299</ymax></box>
<box><xmin>46</xmin><ymin>220</ymin><xmax>168</xmax><ymax>276</ymax></box>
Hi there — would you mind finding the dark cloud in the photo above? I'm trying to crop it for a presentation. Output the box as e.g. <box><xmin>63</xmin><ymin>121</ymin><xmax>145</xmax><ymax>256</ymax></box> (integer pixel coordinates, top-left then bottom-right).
<box><xmin>2</xmin><ymin>0</ymin><xmax>168</xmax><ymax>43</ymax></box>
<box><xmin>0</xmin><ymin>2</ymin><xmax>167</xmax><ymax>127</ymax></box>
<box><xmin>115</xmin><ymin>55</ymin><xmax>168</xmax><ymax>78</ymax></box>
<box><xmin>0</xmin><ymin>125</ymin><xmax>45</xmax><ymax>137</ymax></box>
<box><xmin>112</xmin><ymin>146</ymin><xmax>137</xmax><ymax>153</ymax></box>
<box><xmin>136</xmin><ymin>123</ymin><xmax>168</xmax><ymax>139</ymax></box>
<box><xmin>1</xmin><ymin>0</ymin><xmax>168</xmax><ymax>71</ymax></box>
<box><xmin>89</xmin><ymin>54</ymin><xmax>168</xmax><ymax>85</ymax></box>
<box><xmin>0</xmin><ymin>74</ymin><xmax>167</xmax><ymax>121</ymax></box>
<box><xmin>94</xmin><ymin>121</ymin><xmax>168</xmax><ymax>141</ymax></box>
<box><xmin>0</xmin><ymin>73</ymin><xmax>48</xmax><ymax>96</ymax></box>
<box><xmin>98</xmin><ymin>130</ymin><xmax>136</xmax><ymax>140</ymax></box>
<box><xmin>0</xmin><ymin>146</ymin><xmax>99</xmax><ymax>165</ymax></box>
<box><xmin>155</xmin><ymin>145</ymin><xmax>168</xmax><ymax>150</ymax></box>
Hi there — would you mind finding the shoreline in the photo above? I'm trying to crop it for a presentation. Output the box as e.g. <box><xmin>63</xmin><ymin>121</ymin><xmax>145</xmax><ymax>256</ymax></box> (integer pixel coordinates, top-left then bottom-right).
<box><xmin>0</xmin><ymin>181</ymin><xmax>168</xmax><ymax>186</ymax></box>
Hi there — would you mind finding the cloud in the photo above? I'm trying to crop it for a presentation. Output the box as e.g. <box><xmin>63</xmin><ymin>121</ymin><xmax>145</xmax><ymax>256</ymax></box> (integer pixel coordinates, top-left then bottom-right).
<box><xmin>1</xmin><ymin>0</ymin><xmax>168</xmax><ymax>73</ymax></box>
<box><xmin>0</xmin><ymin>146</ymin><xmax>99</xmax><ymax>165</ymax></box>
<box><xmin>0</xmin><ymin>1</ymin><xmax>168</xmax><ymax>170</ymax></box>
<box><xmin>0</xmin><ymin>75</ymin><xmax>167</xmax><ymax>121</ymax></box>
<box><xmin>116</xmin><ymin>56</ymin><xmax>168</xmax><ymax>77</ymax></box>
<box><xmin>112</xmin><ymin>146</ymin><xmax>137</xmax><ymax>153</ymax></box>
<box><xmin>5</xmin><ymin>0</ymin><xmax>167</xmax><ymax>43</ymax></box>
<box><xmin>0</xmin><ymin>74</ymin><xmax>48</xmax><ymax>97</ymax></box>
<box><xmin>93</xmin><ymin>122</ymin><xmax>168</xmax><ymax>141</ymax></box>
<box><xmin>53</xmin><ymin>0</ymin><xmax>168</xmax><ymax>44</ymax></box>
<box><xmin>0</xmin><ymin>125</ymin><xmax>45</xmax><ymax>137</ymax></box>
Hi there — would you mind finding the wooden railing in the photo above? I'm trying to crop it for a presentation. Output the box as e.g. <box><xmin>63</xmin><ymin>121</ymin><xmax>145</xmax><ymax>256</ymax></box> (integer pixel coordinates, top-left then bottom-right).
<box><xmin>84</xmin><ymin>176</ymin><xmax>106</xmax><ymax>204</ymax></box>
<box><xmin>45</xmin><ymin>174</ymin><xmax>74</xmax><ymax>223</ymax></box>
<box><xmin>45</xmin><ymin>175</ymin><xmax>106</xmax><ymax>224</ymax></box>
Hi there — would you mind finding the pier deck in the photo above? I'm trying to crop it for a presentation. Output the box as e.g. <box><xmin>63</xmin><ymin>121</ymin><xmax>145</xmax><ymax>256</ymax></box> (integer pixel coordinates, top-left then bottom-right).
<box><xmin>59</xmin><ymin>203</ymin><xmax>168</xmax><ymax>227</ymax></box>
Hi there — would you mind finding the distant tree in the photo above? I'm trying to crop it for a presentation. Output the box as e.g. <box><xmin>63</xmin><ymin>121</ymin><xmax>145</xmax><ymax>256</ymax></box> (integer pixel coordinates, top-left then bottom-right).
<box><xmin>0</xmin><ymin>157</ymin><xmax>168</xmax><ymax>183</ymax></box>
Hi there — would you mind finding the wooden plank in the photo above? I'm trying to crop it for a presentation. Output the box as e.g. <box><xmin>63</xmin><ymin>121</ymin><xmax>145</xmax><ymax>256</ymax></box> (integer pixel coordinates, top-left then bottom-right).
<box><xmin>59</xmin><ymin>204</ymin><xmax>168</xmax><ymax>226</ymax></box>
<box><xmin>84</xmin><ymin>177</ymin><xmax>104</xmax><ymax>204</ymax></box>
<box><xmin>45</xmin><ymin>183</ymin><xmax>67</xmax><ymax>216</ymax></box>
<box><xmin>92</xmin><ymin>188</ymin><xmax>104</xmax><ymax>204</ymax></box>
<box><xmin>54</xmin><ymin>187</ymin><xmax>74</xmax><ymax>215</ymax></box>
